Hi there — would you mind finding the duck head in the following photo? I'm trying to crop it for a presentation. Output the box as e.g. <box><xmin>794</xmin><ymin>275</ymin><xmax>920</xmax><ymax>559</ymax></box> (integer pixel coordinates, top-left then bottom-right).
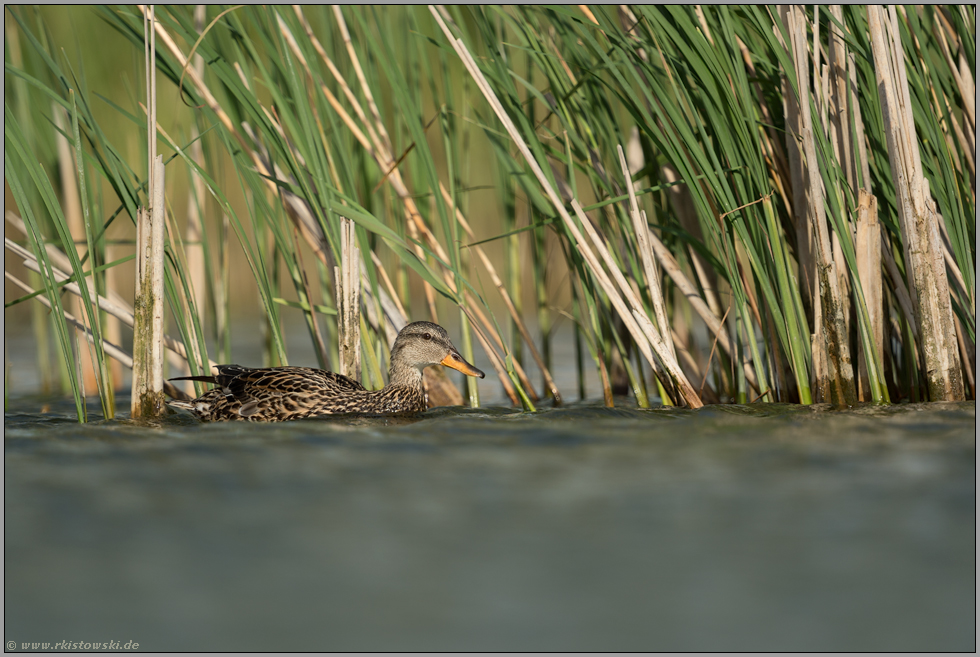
<box><xmin>388</xmin><ymin>321</ymin><xmax>485</xmax><ymax>382</ymax></box>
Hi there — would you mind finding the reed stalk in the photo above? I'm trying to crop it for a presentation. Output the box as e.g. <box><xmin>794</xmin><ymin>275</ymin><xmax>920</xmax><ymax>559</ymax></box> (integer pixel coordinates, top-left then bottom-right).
<box><xmin>336</xmin><ymin>216</ymin><xmax>361</xmax><ymax>380</ymax></box>
<box><xmin>130</xmin><ymin>6</ymin><xmax>166</xmax><ymax>418</ymax></box>
<box><xmin>782</xmin><ymin>5</ymin><xmax>857</xmax><ymax>406</ymax></box>
<box><xmin>52</xmin><ymin>103</ymin><xmax>99</xmax><ymax>396</ymax></box>
<box><xmin>185</xmin><ymin>4</ymin><xmax>207</xmax><ymax>346</ymax></box>
<box><xmin>130</xmin><ymin>158</ymin><xmax>166</xmax><ymax>418</ymax></box>
<box><xmin>867</xmin><ymin>5</ymin><xmax>965</xmax><ymax>401</ymax></box>
<box><xmin>855</xmin><ymin>191</ymin><xmax>883</xmax><ymax>401</ymax></box>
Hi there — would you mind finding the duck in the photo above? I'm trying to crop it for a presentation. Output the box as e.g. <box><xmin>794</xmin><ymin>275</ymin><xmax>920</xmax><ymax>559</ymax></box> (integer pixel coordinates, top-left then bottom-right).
<box><xmin>167</xmin><ymin>321</ymin><xmax>484</xmax><ymax>422</ymax></box>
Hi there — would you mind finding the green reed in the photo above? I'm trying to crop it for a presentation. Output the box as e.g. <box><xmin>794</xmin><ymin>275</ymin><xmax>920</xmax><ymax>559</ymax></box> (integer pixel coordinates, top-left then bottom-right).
<box><xmin>4</xmin><ymin>6</ymin><xmax>974</xmax><ymax>421</ymax></box>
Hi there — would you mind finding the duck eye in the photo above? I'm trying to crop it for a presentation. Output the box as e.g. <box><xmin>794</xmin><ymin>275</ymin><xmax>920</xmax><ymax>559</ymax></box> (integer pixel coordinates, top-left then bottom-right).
<box><xmin>423</xmin><ymin>332</ymin><xmax>431</xmax><ymax>340</ymax></box>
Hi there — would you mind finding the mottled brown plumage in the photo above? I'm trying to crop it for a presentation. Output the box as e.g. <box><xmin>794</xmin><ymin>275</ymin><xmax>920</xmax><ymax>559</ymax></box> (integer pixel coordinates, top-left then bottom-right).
<box><xmin>167</xmin><ymin>322</ymin><xmax>484</xmax><ymax>422</ymax></box>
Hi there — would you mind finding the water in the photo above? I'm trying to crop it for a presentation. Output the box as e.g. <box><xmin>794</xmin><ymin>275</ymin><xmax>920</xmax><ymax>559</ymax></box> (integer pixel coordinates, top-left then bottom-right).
<box><xmin>4</xmin><ymin>397</ymin><xmax>975</xmax><ymax>651</ymax></box>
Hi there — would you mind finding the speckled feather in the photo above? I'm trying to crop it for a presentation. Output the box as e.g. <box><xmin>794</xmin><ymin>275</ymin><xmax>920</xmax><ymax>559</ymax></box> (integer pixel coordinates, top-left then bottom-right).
<box><xmin>168</xmin><ymin>365</ymin><xmax>426</xmax><ymax>421</ymax></box>
<box><xmin>167</xmin><ymin>322</ymin><xmax>482</xmax><ymax>422</ymax></box>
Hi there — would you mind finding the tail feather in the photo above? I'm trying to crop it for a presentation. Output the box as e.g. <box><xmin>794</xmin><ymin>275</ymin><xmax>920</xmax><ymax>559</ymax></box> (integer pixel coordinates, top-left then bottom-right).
<box><xmin>169</xmin><ymin>375</ymin><xmax>218</xmax><ymax>385</ymax></box>
<box><xmin>170</xmin><ymin>365</ymin><xmax>251</xmax><ymax>389</ymax></box>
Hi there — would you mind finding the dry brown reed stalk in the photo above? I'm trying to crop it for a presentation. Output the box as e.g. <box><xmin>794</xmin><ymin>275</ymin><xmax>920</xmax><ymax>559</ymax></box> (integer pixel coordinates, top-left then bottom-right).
<box><xmin>329</xmin><ymin>6</ymin><xmax>389</xmax><ymax>149</ymax></box>
<box><xmin>646</xmin><ymin>225</ymin><xmax>760</xmax><ymax>392</ymax></box>
<box><xmin>933</xmin><ymin>10</ymin><xmax>975</xmax><ymax>145</ymax></box>
<box><xmin>867</xmin><ymin>5</ymin><xmax>964</xmax><ymax>401</ymax></box>
<box><xmin>774</xmin><ymin>8</ymin><xmax>814</xmax><ymax>323</ymax></box>
<box><xmin>140</xmin><ymin>6</ymin><xmax>243</xmax><ymax>148</ymax></box>
<box><xmin>52</xmin><ymin>103</ymin><xmax>100</xmax><ymax>394</ymax></box>
<box><xmin>336</xmin><ymin>217</ymin><xmax>361</xmax><ymax>381</ymax></box>
<box><xmin>616</xmin><ymin>148</ymin><xmax>677</xmax><ymax>402</ymax></box>
<box><xmin>937</xmin><ymin>224</ymin><xmax>972</xmax><ymax>313</ymax></box>
<box><xmin>782</xmin><ymin>5</ymin><xmax>857</xmax><ymax>406</ymax></box>
<box><xmin>824</xmin><ymin>6</ymin><xmax>862</xmax><ymax>388</ymax></box>
<box><xmin>658</xmin><ymin>164</ymin><xmax>723</xmax><ymax>321</ymax></box>
<box><xmin>431</xmin><ymin>5</ymin><xmax>704</xmax><ymax>408</ymax></box>
<box><xmin>370</xmin><ymin>250</ymin><xmax>408</xmax><ymax>321</ymax></box>
<box><xmin>579</xmin><ymin>200</ymin><xmax>686</xmax><ymax>401</ymax></box>
<box><xmin>938</xmin><ymin>90</ymin><xmax>975</xmax><ymax>179</ymax></box>
<box><xmin>184</xmin><ymin>4</ymin><xmax>208</xmax><ymax>350</ymax></box>
<box><xmin>131</xmin><ymin>6</ymin><xmax>168</xmax><ymax>418</ymax></box>
<box><xmin>130</xmin><ymin>159</ymin><xmax>167</xmax><ymax>417</ymax></box>
<box><xmin>827</xmin><ymin>7</ymin><xmax>853</xmax><ymax>192</ymax></box>
<box><xmin>553</xmin><ymin>153</ymin><xmax>674</xmax><ymax>401</ymax></box>
<box><xmin>618</xmin><ymin>145</ymin><xmax>675</xmax><ymax>368</ymax></box>
<box><xmin>855</xmin><ymin>191</ymin><xmax>882</xmax><ymax>402</ymax></box>
<box><xmin>828</xmin><ymin>6</ymin><xmax>890</xmax><ymax>411</ymax></box>
<box><xmin>102</xmin><ymin>255</ymin><xmax>125</xmax><ymax>389</ymax></box>
<box><xmin>5</xmin><ymin>270</ymin><xmax>125</xmax><ymax>363</ymax></box>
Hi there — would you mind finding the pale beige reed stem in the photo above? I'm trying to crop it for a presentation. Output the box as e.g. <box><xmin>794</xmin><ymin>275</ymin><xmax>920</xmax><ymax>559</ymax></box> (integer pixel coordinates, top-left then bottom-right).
<box><xmin>51</xmin><ymin>101</ymin><xmax>114</xmax><ymax>395</ymax></box>
<box><xmin>185</xmin><ymin>4</ymin><xmax>208</xmax><ymax>346</ymax></box>
<box><xmin>130</xmin><ymin>7</ymin><xmax>168</xmax><ymax>417</ymax></box>
<box><xmin>867</xmin><ymin>5</ymin><xmax>964</xmax><ymax>401</ymax></box>
<box><xmin>131</xmin><ymin>157</ymin><xmax>167</xmax><ymax>418</ymax></box>
<box><xmin>783</xmin><ymin>5</ymin><xmax>857</xmax><ymax>406</ymax></box>
<box><xmin>618</xmin><ymin>144</ymin><xmax>675</xmax><ymax>368</ymax></box>
<box><xmin>336</xmin><ymin>217</ymin><xmax>361</xmax><ymax>381</ymax></box>
<box><xmin>855</xmin><ymin>191</ymin><xmax>883</xmax><ymax>402</ymax></box>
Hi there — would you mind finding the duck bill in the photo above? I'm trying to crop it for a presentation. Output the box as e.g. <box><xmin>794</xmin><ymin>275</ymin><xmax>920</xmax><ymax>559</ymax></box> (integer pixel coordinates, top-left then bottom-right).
<box><xmin>441</xmin><ymin>352</ymin><xmax>485</xmax><ymax>379</ymax></box>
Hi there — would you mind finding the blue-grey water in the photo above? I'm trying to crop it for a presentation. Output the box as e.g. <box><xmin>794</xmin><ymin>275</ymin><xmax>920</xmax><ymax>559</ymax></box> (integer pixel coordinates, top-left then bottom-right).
<box><xmin>3</xmin><ymin>396</ymin><xmax>975</xmax><ymax>651</ymax></box>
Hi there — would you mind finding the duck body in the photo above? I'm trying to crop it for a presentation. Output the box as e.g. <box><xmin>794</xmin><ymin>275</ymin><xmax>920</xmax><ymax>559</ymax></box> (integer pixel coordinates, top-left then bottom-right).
<box><xmin>167</xmin><ymin>321</ymin><xmax>483</xmax><ymax>422</ymax></box>
<box><xmin>169</xmin><ymin>365</ymin><xmax>427</xmax><ymax>421</ymax></box>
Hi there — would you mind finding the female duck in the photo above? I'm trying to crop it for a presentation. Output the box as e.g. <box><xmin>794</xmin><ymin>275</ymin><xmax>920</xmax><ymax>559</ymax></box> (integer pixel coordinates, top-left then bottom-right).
<box><xmin>168</xmin><ymin>321</ymin><xmax>484</xmax><ymax>422</ymax></box>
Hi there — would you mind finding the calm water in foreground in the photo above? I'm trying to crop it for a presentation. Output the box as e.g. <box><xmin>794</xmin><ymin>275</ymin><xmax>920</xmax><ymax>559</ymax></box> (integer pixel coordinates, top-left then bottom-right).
<box><xmin>4</xmin><ymin>397</ymin><xmax>976</xmax><ymax>651</ymax></box>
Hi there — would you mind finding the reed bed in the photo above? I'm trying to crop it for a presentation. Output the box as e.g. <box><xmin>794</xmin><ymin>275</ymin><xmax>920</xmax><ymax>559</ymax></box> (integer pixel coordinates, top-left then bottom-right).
<box><xmin>4</xmin><ymin>5</ymin><xmax>974</xmax><ymax>420</ymax></box>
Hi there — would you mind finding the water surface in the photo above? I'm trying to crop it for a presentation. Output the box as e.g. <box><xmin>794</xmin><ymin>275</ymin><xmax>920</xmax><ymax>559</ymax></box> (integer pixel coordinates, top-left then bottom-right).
<box><xmin>4</xmin><ymin>398</ymin><xmax>976</xmax><ymax>651</ymax></box>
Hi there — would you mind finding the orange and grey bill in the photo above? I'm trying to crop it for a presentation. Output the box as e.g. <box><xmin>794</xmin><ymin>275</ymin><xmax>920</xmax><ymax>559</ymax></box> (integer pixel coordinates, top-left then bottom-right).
<box><xmin>440</xmin><ymin>352</ymin><xmax>485</xmax><ymax>378</ymax></box>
